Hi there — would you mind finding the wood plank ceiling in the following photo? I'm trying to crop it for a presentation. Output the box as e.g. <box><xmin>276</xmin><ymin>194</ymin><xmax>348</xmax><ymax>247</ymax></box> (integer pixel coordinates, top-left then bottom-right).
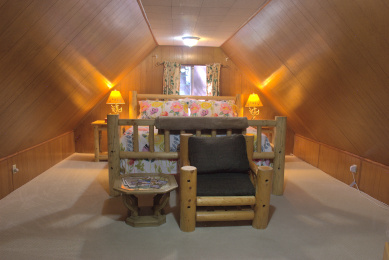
<box><xmin>222</xmin><ymin>0</ymin><xmax>389</xmax><ymax>165</ymax></box>
<box><xmin>0</xmin><ymin>0</ymin><xmax>156</xmax><ymax>158</ymax></box>
<box><xmin>140</xmin><ymin>0</ymin><xmax>268</xmax><ymax>46</ymax></box>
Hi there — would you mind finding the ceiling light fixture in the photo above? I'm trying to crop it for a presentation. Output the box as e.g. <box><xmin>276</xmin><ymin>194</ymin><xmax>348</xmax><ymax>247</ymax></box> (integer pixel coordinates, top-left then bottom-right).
<box><xmin>182</xmin><ymin>36</ymin><xmax>200</xmax><ymax>47</ymax></box>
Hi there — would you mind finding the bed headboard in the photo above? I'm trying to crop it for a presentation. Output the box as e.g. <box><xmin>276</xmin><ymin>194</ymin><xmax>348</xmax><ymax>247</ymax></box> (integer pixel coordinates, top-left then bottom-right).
<box><xmin>129</xmin><ymin>91</ymin><xmax>243</xmax><ymax>119</ymax></box>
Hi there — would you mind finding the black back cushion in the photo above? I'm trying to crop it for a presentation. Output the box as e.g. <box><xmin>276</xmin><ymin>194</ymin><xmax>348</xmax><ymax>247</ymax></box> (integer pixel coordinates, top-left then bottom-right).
<box><xmin>188</xmin><ymin>135</ymin><xmax>250</xmax><ymax>174</ymax></box>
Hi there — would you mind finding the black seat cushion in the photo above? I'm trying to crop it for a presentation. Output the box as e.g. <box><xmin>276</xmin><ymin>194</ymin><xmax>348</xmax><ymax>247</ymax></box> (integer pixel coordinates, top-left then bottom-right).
<box><xmin>188</xmin><ymin>135</ymin><xmax>250</xmax><ymax>174</ymax></box>
<box><xmin>197</xmin><ymin>172</ymin><xmax>255</xmax><ymax>196</ymax></box>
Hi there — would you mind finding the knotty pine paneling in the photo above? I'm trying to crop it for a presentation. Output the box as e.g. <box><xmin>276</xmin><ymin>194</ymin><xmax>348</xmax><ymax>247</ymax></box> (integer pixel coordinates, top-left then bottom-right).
<box><xmin>222</xmin><ymin>0</ymin><xmax>389</xmax><ymax>166</ymax></box>
<box><xmin>0</xmin><ymin>0</ymin><xmax>156</xmax><ymax>159</ymax></box>
<box><xmin>293</xmin><ymin>135</ymin><xmax>320</xmax><ymax>167</ymax></box>
<box><xmin>318</xmin><ymin>145</ymin><xmax>361</xmax><ymax>185</ymax></box>
<box><xmin>294</xmin><ymin>134</ymin><xmax>389</xmax><ymax>205</ymax></box>
<box><xmin>0</xmin><ymin>160</ymin><xmax>13</xmax><ymax>200</ymax></box>
<box><xmin>359</xmin><ymin>160</ymin><xmax>389</xmax><ymax>205</ymax></box>
<box><xmin>74</xmin><ymin>46</ymin><xmax>294</xmax><ymax>155</ymax></box>
<box><xmin>5</xmin><ymin>131</ymin><xmax>74</xmax><ymax>195</ymax></box>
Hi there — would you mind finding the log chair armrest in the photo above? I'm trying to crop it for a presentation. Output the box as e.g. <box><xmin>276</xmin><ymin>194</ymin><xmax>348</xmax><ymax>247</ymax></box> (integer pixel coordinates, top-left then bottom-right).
<box><xmin>248</xmin><ymin>162</ymin><xmax>258</xmax><ymax>186</ymax></box>
<box><xmin>249</xmin><ymin>161</ymin><xmax>258</xmax><ymax>176</ymax></box>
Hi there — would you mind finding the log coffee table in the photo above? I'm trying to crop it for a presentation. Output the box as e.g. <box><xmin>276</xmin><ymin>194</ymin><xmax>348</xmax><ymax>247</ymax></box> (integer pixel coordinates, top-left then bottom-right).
<box><xmin>113</xmin><ymin>173</ymin><xmax>178</xmax><ymax>227</ymax></box>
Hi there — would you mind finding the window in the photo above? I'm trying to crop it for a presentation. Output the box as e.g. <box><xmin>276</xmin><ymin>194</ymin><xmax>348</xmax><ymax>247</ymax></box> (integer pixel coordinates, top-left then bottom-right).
<box><xmin>179</xmin><ymin>65</ymin><xmax>207</xmax><ymax>96</ymax></box>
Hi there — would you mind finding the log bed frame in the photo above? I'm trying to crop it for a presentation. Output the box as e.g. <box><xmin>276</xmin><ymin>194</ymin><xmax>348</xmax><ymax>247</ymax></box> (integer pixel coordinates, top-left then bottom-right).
<box><xmin>107</xmin><ymin>91</ymin><xmax>286</xmax><ymax>197</ymax></box>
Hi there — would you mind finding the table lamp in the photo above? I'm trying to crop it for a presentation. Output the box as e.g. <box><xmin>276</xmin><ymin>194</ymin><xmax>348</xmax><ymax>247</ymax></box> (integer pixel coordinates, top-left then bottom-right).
<box><xmin>245</xmin><ymin>93</ymin><xmax>263</xmax><ymax>119</ymax></box>
<box><xmin>106</xmin><ymin>90</ymin><xmax>125</xmax><ymax>114</ymax></box>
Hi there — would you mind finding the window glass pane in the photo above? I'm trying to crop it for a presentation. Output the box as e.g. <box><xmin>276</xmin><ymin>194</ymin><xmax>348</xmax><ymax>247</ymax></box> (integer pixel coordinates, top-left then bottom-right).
<box><xmin>180</xmin><ymin>66</ymin><xmax>191</xmax><ymax>95</ymax></box>
<box><xmin>192</xmin><ymin>66</ymin><xmax>206</xmax><ymax>96</ymax></box>
<box><xmin>179</xmin><ymin>65</ymin><xmax>207</xmax><ymax>96</ymax></box>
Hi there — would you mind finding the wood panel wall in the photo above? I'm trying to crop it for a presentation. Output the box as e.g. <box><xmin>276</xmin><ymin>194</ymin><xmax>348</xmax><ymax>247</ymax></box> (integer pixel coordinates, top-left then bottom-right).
<box><xmin>0</xmin><ymin>131</ymin><xmax>75</xmax><ymax>199</ymax></box>
<box><xmin>222</xmin><ymin>0</ymin><xmax>389</xmax><ymax>166</ymax></box>
<box><xmin>74</xmin><ymin>45</ymin><xmax>294</xmax><ymax>155</ymax></box>
<box><xmin>0</xmin><ymin>0</ymin><xmax>156</xmax><ymax>159</ymax></box>
<box><xmin>294</xmin><ymin>135</ymin><xmax>389</xmax><ymax>205</ymax></box>
<box><xmin>293</xmin><ymin>134</ymin><xmax>320</xmax><ymax>167</ymax></box>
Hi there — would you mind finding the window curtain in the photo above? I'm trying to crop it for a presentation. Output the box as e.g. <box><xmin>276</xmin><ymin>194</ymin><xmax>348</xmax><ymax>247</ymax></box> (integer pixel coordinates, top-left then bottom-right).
<box><xmin>206</xmin><ymin>63</ymin><xmax>221</xmax><ymax>96</ymax></box>
<box><xmin>163</xmin><ymin>61</ymin><xmax>181</xmax><ymax>95</ymax></box>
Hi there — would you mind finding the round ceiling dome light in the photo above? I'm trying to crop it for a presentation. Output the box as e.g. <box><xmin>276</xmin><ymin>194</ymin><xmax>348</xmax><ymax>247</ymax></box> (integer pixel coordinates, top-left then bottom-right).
<box><xmin>182</xmin><ymin>36</ymin><xmax>200</xmax><ymax>47</ymax></box>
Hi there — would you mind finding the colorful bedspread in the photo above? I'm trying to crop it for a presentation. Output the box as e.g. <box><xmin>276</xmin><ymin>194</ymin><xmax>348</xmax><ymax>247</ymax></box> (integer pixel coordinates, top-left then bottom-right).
<box><xmin>119</xmin><ymin>126</ymin><xmax>272</xmax><ymax>175</ymax></box>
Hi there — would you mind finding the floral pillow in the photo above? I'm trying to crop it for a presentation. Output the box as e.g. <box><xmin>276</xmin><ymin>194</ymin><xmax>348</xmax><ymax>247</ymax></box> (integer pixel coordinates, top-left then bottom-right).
<box><xmin>139</xmin><ymin>100</ymin><xmax>164</xmax><ymax>119</ymax></box>
<box><xmin>163</xmin><ymin>100</ymin><xmax>189</xmax><ymax>117</ymax></box>
<box><xmin>139</xmin><ymin>100</ymin><xmax>188</xmax><ymax>119</ymax></box>
<box><xmin>189</xmin><ymin>100</ymin><xmax>237</xmax><ymax>117</ymax></box>
<box><xmin>189</xmin><ymin>101</ymin><xmax>214</xmax><ymax>117</ymax></box>
<box><xmin>212</xmin><ymin>100</ymin><xmax>237</xmax><ymax>117</ymax></box>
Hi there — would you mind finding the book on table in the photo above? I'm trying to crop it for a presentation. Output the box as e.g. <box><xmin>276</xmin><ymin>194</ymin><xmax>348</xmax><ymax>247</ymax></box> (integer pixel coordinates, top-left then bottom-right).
<box><xmin>122</xmin><ymin>176</ymin><xmax>168</xmax><ymax>190</ymax></box>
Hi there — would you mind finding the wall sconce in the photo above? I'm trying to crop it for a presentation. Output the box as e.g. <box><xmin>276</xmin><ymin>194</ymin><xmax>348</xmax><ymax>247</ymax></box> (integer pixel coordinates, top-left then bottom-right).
<box><xmin>245</xmin><ymin>93</ymin><xmax>263</xmax><ymax>119</ymax></box>
<box><xmin>182</xmin><ymin>36</ymin><xmax>200</xmax><ymax>47</ymax></box>
<box><xmin>106</xmin><ymin>90</ymin><xmax>125</xmax><ymax>114</ymax></box>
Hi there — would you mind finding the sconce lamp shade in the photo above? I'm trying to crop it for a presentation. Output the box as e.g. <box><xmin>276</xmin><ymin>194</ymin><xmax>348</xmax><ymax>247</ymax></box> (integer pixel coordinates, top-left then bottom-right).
<box><xmin>182</xmin><ymin>36</ymin><xmax>200</xmax><ymax>47</ymax></box>
<box><xmin>245</xmin><ymin>93</ymin><xmax>262</xmax><ymax>120</ymax></box>
<box><xmin>245</xmin><ymin>93</ymin><xmax>263</xmax><ymax>107</ymax></box>
<box><xmin>106</xmin><ymin>90</ymin><xmax>125</xmax><ymax>104</ymax></box>
<box><xmin>106</xmin><ymin>90</ymin><xmax>125</xmax><ymax>114</ymax></box>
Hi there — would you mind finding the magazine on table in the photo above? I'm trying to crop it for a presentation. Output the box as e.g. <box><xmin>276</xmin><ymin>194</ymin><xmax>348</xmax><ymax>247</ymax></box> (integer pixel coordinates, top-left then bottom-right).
<box><xmin>122</xmin><ymin>176</ymin><xmax>168</xmax><ymax>189</ymax></box>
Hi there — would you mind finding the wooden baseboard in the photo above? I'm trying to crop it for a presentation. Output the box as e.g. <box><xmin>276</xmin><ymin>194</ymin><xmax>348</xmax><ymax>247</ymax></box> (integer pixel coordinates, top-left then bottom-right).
<box><xmin>293</xmin><ymin>135</ymin><xmax>389</xmax><ymax>205</ymax></box>
<box><xmin>0</xmin><ymin>131</ymin><xmax>75</xmax><ymax>199</ymax></box>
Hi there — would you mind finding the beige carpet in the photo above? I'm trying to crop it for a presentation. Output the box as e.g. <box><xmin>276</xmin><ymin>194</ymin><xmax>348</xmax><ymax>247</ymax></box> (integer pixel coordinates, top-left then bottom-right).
<box><xmin>0</xmin><ymin>154</ymin><xmax>387</xmax><ymax>260</ymax></box>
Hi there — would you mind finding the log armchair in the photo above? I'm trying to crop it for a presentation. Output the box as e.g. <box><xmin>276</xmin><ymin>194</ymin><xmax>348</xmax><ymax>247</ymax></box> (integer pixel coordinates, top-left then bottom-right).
<box><xmin>179</xmin><ymin>134</ymin><xmax>273</xmax><ymax>232</ymax></box>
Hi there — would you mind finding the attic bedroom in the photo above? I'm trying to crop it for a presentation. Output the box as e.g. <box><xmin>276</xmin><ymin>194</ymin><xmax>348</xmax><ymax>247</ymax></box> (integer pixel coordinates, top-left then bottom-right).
<box><xmin>0</xmin><ymin>0</ymin><xmax>388</xmax><ymax>259</ymax></box>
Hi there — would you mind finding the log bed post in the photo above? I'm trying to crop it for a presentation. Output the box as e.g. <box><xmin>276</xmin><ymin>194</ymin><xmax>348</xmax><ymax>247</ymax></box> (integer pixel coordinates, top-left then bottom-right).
<box><xmin>256</xmin><ymin>125</ymin><xmax>262</xmax><ymax>153</ymax></box>
<box><xmin>272</xmin><ymin>116</ymin><xmax>286</xmax><ymax>195</ymax></box>
<box><xmin>129</xmin><ymin>91</ymin><xmax>137</xmax><ymax>119</ymax></box>
<box><xmin>237</xmin><ymin>93</ymin><xmax>243</xmax><ymax>117</ymax></box>
<box><xmin>107</xmin><ymin>114</ymin><xmax>120</xmax><ymax>196</ymax></box>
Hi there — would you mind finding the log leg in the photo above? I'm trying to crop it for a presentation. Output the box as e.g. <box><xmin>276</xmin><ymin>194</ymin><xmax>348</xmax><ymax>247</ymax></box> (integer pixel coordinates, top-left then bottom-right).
<box><xmin>252</xmin><ymin>166</ymin><xmax>273</xmax><ymax>229</ymax></box>
<box><xmin>180</xmin><ymin>166</ymin><xmax>197</xmax><ymax>232</ymax></box>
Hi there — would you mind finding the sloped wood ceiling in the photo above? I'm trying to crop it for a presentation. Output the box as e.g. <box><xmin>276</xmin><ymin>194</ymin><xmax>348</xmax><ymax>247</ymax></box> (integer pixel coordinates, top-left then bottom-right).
<box><xmin>222</xmin><ymin>0</ymin><xmax>389</xmax><ymax>166</ymax></box>
<box><xmin>0</xmin><ymin>0</ymin><xmax>156</xmax><ymax>158</ymax></box>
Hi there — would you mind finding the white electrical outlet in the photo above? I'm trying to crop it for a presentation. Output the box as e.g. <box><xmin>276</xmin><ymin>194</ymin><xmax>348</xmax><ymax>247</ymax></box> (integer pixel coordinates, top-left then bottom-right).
<box><xmin>350</xmin><ymin>164</ymin><xmax>357</xmax><ymax>173</ymax></box>
<box><xmin>12</xmin><ymin>164</ymin><xmax>19</xmax><ymax>174</ymax></box>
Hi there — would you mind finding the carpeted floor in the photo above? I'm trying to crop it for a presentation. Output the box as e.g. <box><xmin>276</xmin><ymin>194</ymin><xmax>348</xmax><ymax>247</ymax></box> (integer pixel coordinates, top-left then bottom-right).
<box><xmin>0</xmin><ymin>154</ymin><xmax>387</xmax><ymax>260</ymax></box>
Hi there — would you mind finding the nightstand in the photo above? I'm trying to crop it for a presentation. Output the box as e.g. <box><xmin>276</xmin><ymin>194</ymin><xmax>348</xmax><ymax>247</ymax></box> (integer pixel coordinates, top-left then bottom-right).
<box><xmin>91</xmin><ymin>120</ymin><xmax>108</xmax><ymax>162</ymax></box>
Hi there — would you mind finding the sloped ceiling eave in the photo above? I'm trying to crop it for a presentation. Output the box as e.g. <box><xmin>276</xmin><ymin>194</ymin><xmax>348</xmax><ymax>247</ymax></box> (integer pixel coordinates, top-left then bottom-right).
<box><xmin>222</xmin><ymin>0</ymin><xmax>389</xmax><ymax>166</ymax></box>
<box><xmin>0</xmin><ymin>0</ymin><xmax>157</xmax><ymax>158</ymax></box>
